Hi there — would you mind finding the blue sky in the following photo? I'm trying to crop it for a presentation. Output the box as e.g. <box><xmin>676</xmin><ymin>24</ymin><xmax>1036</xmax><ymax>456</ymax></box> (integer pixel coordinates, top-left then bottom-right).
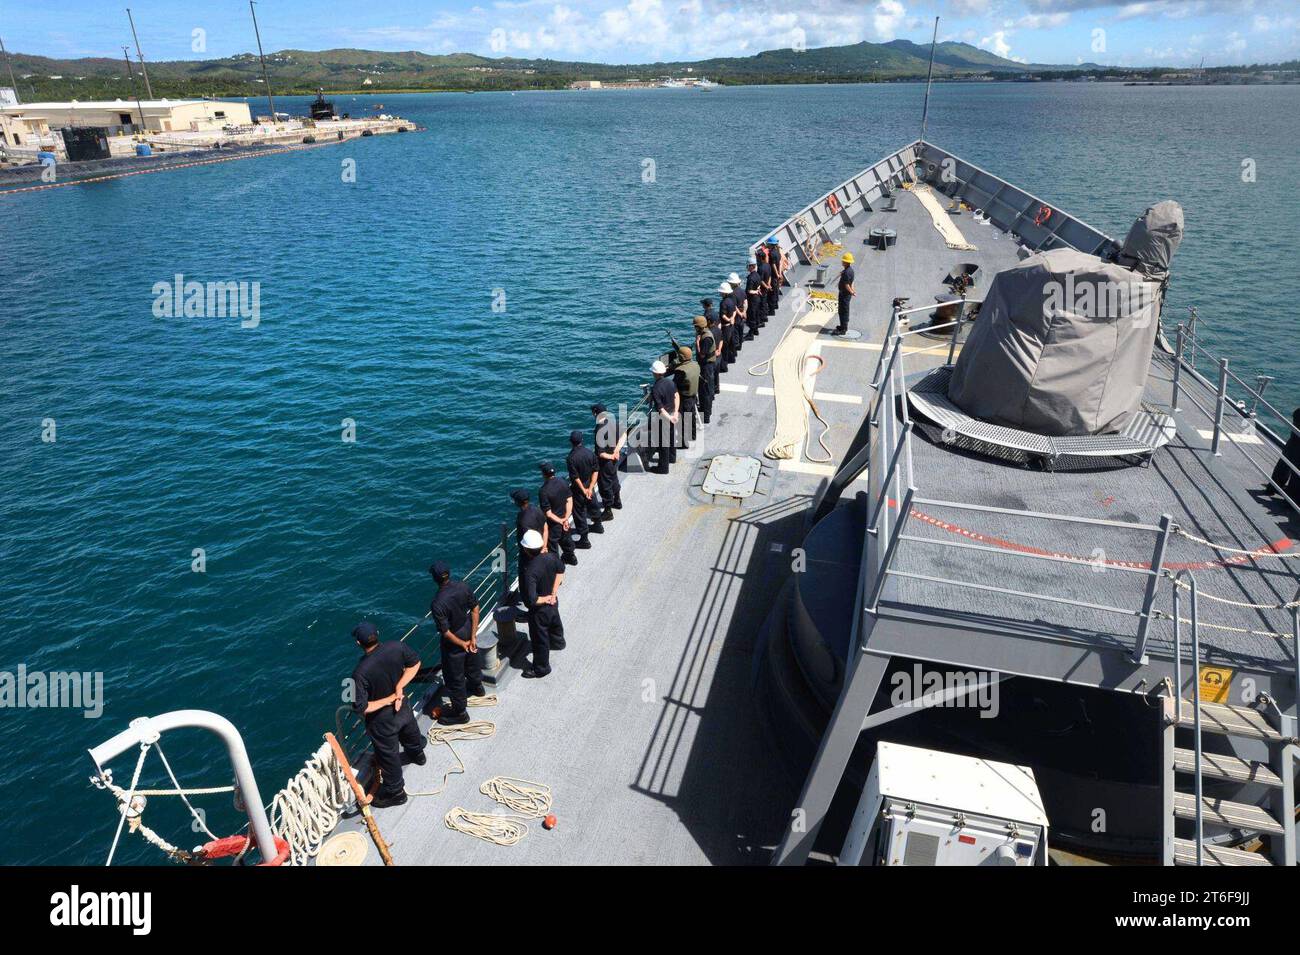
<box><xmin>4</xmin><ymin>1</ymin><xmax>1298</xmax><ymax>68</ymax></box>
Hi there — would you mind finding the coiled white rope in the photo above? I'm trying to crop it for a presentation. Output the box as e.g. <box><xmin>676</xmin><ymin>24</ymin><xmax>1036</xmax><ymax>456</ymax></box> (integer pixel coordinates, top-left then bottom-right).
<box><xmin>444</xmin><ymin>777</ymin><xmax>554</xmax><ymax>848</ymax></box>
<box><xmin>406</xmin><ymin>719</ymin><xmax>497</xmax><ymax>797</ymax></box>
<box><xmin>269</xmin><ymin>741</ymin><xmax>351</xmax><ymax>866</ymax></box>
<box><xmin>752</xmin><ymin>295</ymin><xmax>837</xmax><ymax>462</ymax></box>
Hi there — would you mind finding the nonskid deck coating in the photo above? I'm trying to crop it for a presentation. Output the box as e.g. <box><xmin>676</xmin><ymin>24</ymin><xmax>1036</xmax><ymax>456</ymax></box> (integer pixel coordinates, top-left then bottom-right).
<box><xmin>327</xmin><ymin>190</ymin><xmax>966</xmax><ymax>864</ymax></box>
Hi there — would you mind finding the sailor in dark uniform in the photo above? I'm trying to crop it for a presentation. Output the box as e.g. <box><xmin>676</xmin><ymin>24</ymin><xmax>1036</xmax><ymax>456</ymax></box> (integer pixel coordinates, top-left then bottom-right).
<box><xmin>591</xmin><ymin>403</ymin><xmax>623</xmax><ymax>516</ymax></box>
<box><xmin>649</xmin><ymin>359</ymin><xmax>679</xmax><ymax>474</ymax></box>
<box><xmin>744</xmin><ymin>259</ymin><xmax>763</xmax><ymax>340</ymax></box>
<box><xmin>834</xmin><ymin>252</ymin><xmax>856</xmax><ymax>336</ymax></box>
<box><xmin>349</xmin><ymin>621</ymin><xmax>425</xmax><ymax>808</ymax></box>
<box><xmin>694</xmin><ymin>315</ymin><xmax>717</xmax><ymax>424</ymax></box>
<box><xmin>519</xmin><ymin>529</ymin><xmax>565</xmax><ymax>679</ymax></box>
<box><xmin>428</xmin><ymin>561</ymin><xmax>483</xmax><ymax>726</ymax></box>
<box><xmin>756</xmin><ymin>246</ymin><xmax>774</xmax><ymax>328</ymax></box>
<box><xmin>510</xmin><ymin>489</ymin><xmax>547</xmax><ymax>601</ymax></box>
<box><xmin>566</xmin><ymin>430</ymin><xmax>603</xmax><ymax>548</ymax></box>
<box><xmin>538</xmin><ymin>461</ymin><xmax>578</xmax><ymax>566</ymax></box>
<box><xmin>765</xmin><ymin>236</ymin><xmax>783</xmax><ymax>316</ymax></box>
<box><xmin>718</xmin><ymin>282</ymin><xmax>738</xmax><ymax>366</ymax></box>
<box><xmin>728</xmin><ymin>272</ymin><xmax>748</xmax><ymax>349</ymax></box>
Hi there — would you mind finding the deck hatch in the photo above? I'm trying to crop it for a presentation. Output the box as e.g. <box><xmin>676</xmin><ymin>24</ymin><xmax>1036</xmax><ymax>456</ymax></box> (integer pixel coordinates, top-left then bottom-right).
<box><xmin>701</xmin><ymin>454</ymin><xmax>763</xmax><ymax>499</ymax></box>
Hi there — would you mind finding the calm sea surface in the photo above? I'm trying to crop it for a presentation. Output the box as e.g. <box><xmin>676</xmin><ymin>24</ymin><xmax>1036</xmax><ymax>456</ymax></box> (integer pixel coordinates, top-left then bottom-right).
<box><xmin>2</xmin><ymin>82</ymin><xmax>1297</xmax><ymax>864</ymax></box>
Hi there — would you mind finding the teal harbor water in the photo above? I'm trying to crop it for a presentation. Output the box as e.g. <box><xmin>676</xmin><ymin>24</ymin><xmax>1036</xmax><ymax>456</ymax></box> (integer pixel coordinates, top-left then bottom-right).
<box><xmin>1</xmin><ymin>82</ymin><xmax>1298</xmax><ymax>864</ymax></box>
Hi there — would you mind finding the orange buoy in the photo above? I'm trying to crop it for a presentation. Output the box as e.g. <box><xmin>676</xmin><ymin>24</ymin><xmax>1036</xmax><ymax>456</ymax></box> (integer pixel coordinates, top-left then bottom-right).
<box><xmin>542</xmin><ymin>814</ymin><xmax>557</xmax><ymax>830</ymax></box>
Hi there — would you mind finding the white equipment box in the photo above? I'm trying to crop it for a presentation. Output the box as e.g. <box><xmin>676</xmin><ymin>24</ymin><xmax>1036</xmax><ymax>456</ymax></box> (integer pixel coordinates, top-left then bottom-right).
<box><xmin>839</xmin><ymin>742</ymin><xmax>1049</xmax><ymax>866</ymax></box>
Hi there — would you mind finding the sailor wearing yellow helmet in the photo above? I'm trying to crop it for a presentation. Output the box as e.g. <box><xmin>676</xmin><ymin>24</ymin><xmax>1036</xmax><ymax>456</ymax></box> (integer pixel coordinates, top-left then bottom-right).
<box><xmin>833</xmin><ymin>251</ymin><xmax>856</xmax><ymax>337</ymax></box>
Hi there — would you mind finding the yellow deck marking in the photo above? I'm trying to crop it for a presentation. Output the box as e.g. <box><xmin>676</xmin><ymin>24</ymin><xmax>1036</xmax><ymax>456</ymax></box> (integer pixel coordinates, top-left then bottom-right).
<box><xmin>1195</xmin><ymin>428</ymin><xmax>1264</xmax><ymax>446</ymax></box>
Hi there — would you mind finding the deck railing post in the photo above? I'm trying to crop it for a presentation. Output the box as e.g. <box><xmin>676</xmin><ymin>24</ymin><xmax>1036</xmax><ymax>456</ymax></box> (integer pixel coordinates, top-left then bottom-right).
<box><xmin>1186</xmin><ymin>574</ymin><xmax>1204</xmax><ymax>867</ymax></box>
<box><xmin>1132</xmin><ymin>513</ymin><xmax>1173</xmax><ymax>665</ymax></box>
<box><xmin>1171</xmin><ymin>324</ymin><xmax>1184</xmax><ymax>413</ymax></box>
<box><xmin>1211</xmin><ymin>358</ymin><xmax>1229</xmax><ymax>456</ymax></box>
<box><xmin>945</xmin><ymin>300</ymin><xmax>965</xmax><ymax>366</ymax></box>
<box><xmin>1172</xmin><ymin>583</ymin><xmax>1184</xmax><ymax>724</ymax></box>
<box><xmin>1188</xmin><ymin>306</ymin><xmax>1199</xmax><ymax>367</ymax></box>
<box><xmin>867</xmin><ymin>486</ymin><xmax>914</xmax><ymax>613</ymax></box>
<box><xmin>498</xmin><ymin>522</ymin><xmax>509</xmax><ymax>606</ymax></box>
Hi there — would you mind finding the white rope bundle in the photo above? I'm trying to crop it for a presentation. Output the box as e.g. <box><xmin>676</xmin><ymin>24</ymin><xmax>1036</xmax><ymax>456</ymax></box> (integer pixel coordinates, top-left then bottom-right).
<box><xmin>406</xmin><ymin>719</ymin><xmax>497</xmax><ymax>797</ymax></box>
<box><xmin>269</xmin><ymin>741</ymin><xmax>351</xmax><ymax>867</ymax></box>
<box><xmin>911</xmin><ymin>183</ymin><xmax>978</xmax><ymax>251</ymax></box>
<box><xmin>445</xmin><ymin>776</ymin><xmax>553</xmax><ymax>848</ymax></box>
<box><xmin>754</xmin><ymin>295</ymin><xmax>836</xmax><ymax>462</ymax></box>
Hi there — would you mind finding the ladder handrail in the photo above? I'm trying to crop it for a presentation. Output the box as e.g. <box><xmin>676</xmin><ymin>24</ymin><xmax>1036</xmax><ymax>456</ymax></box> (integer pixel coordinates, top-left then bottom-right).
<box><xmin>1173</xmin><ymin>570</ymin><xmax>1205</xmax><ymax>866</ymax></box>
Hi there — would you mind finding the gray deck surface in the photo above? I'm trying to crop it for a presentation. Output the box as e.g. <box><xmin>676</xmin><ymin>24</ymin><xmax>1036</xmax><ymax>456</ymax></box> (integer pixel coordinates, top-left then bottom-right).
<box><xmin>329</xmin><ymin>188</ymin><xmax>944</xmax><ymax>865</ymax></box>
<box><xmin>325</xmin><ymin>186</ymin><xmax>1297</xmax><ymax>865</ymax></box>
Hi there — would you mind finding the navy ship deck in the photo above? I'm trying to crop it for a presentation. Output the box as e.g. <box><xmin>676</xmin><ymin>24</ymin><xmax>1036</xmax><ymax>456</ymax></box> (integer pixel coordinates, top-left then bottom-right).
<box><xmin>325</xmin><ymin>142</ymin><xmax>1297</xmax><ymax>865</ymax></box>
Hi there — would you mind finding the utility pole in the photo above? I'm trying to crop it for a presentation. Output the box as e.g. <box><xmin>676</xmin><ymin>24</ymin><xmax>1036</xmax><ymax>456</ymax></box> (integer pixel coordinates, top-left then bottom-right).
<box><xmin>126</xmin><ymin>8</ymin><xmax>154</xmax><ymax>100</ymax></box>
<box><xmin>249</xmin><ymin>1</ymin><xmax>276</xmax><ymax>123</ymax></box>
<box><xmin>919</xmin><ymin>16</ymin><xmax>939</xmax><ymax>145</ymax></box>
<box><xmin>0</xmin><ymin>34</ymin><xmax>20</xmax><ymax>105</ymax></box>
<box><xmin>122</xmin><ymin>46</ymin><xmax>146</xmax><ymax>131</ymax></box>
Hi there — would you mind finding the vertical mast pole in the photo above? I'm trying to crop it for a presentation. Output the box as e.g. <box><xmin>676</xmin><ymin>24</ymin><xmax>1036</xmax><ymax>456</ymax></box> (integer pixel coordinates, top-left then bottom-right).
<box><xmin>919</xmin><ymin>16</ymin><xmax>940</xmax><ymax>145</ymax></box>
<box><xmin>249</xmin><ymin>1</ymin><xmax>276</xmax><ymax>122</ymax></box>
<box><xmin>0</xmin><ymin>34</ymin><xmax>20</xmax><ymax>105</ymax></box>
<box><xmin>123</xmin><ymin>46</ymin><xmax>146</xmax><ymax>130</ymax></box>
<box><xmin>126</xmin><ymin>8</ymin><xmax>154</xmax><ymax>100</ymax></box>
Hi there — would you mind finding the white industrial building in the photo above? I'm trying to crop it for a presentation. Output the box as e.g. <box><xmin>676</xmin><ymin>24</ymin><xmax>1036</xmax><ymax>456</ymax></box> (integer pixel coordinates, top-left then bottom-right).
<box><xmin>0</xmin><ymin>99</ymin><xmax>253</xmax><ymax>134</ymax></box>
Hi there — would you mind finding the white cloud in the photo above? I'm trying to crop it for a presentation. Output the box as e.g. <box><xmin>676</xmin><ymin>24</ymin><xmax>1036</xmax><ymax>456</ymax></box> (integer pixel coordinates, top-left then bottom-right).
<box><xmin>979</xmin><ymin>29</ymin><xmax>1015</xmax><ymax>57</ymax></box>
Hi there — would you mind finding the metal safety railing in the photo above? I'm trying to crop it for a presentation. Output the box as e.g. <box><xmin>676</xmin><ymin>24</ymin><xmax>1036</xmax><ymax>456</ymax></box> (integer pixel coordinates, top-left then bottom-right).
<box><xmin>860</xmin><ymin>300</ymin><xmax>1191</xmax><ymax>665</ymax></box>
<box><xmin>1171</xmin><ymin>570</ymin><xmax>1207</xmax><ymax>865</ymax></box>
<box><xmin>1168</xmin><ymin>307</ymin><xmax>1300</xmax><ymax>517</ymax></box>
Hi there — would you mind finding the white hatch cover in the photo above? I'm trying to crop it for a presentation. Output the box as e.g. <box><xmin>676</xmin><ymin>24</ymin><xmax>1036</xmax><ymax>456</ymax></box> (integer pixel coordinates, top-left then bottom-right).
<box><xmin>701</xmin><ymin>454</ymin><xmax>763</xmax><ymax>499</ymax></box>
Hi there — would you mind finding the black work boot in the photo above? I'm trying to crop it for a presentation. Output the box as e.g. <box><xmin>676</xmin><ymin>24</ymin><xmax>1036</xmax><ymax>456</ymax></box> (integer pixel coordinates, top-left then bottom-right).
<box><xmin>601</xmin><ymin>508</ymin><xmax>615</xmax><ymax>521</ymax></box>
<box><xmin>575</xmin><ymin>537</ymin><xmax>592</xmax><ymax>550</ymax></box>
<box><xmin>588</xmin><ymin>521</ymin><xmax>605</xmax><ymax>534</ymax></box>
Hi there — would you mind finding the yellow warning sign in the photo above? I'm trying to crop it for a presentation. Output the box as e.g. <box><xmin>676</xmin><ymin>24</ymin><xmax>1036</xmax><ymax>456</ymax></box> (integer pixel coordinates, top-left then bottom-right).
<box><xmin>1197</xmin><ymin>666</ymin><xmax>1233</xmax><ymax>705</ymax></box>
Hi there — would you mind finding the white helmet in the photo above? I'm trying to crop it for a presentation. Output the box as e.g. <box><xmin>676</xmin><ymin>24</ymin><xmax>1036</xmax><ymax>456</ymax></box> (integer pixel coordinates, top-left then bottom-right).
<box><xmin>651</xmin><ymin>360</ymin><xmax>667</xmax><ymax>374</ymax></box>
<box><xmin>521</xmin><ymin>529</ymin><xmax>544</xmax><ymax>550</ymax></box>
<box><xmin>728</xmin><ymin>272</ymin><xmax>742</xmax><ymax>285</ymax></box>
<box><xmin>718</xmin><ymin>281</ymin><xmax>732</xmax><ymax>293</ymax></box>
<box><xmin>747</xmin><ymin>254</ymin><xmax>758</xmax><ymax>266</ymax></box>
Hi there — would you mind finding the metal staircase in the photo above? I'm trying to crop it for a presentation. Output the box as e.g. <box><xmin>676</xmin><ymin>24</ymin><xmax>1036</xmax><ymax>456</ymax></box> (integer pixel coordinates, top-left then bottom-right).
<box><xmin>1161</xmin><ymin>573</ymin><xmax>1298</xmax><ymax>865</ymax></box>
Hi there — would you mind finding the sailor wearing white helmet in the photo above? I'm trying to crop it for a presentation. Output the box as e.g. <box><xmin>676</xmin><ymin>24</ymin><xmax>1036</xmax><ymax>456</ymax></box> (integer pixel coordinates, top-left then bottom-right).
<box><xmin>519</xmin><ymin>528</ymin><xmax>565</xmax><ymax>678</ymax></box>
<box><xmin>727</xmin><ymin>271</ymin><xmax>748</xmax><ymax>348</ymax></box>
<box><xmin>718</xmin><ymin>280</ymin><xmax>739</xmax><ymax>365</ymax></box>
<box><xmin>648</xmin><ymin>358</ymin><xmax>679</xmax><ymax>474</ymax></box>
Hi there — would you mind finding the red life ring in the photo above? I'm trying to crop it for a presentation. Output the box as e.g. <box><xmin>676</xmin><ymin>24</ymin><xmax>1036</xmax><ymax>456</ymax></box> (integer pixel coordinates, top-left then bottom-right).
<box><xmin>199</xmin><ymin>834</ymin><xmax>292</xmax><ymax>866</ymax></box>
<box><xmin>825</xmin><ymin>194</ymin><xmax>842</xmax><ymax>215</ymax></box>
<box><xmin>1033</xmin><ymin>204</ymin><xmax>1052</xmax><ymax>227</ymax></box>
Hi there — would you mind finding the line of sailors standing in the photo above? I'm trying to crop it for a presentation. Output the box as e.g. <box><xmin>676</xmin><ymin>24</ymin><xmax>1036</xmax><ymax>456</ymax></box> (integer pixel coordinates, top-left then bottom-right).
<box><xmin>345</xmin><ymin>236</ymin><xmax>793</xmax><ymax>808</ymax></box>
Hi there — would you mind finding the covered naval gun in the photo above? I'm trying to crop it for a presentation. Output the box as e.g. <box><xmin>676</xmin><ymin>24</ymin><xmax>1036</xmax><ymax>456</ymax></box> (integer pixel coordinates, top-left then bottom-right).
<box><xmin>951</xmin><ymin>203</ymin><xmax>1185</xmax><ymax>439</ymax></box>
<box><xmin>947</xmin><ymin>201</ymin><xmax>1184</xmax><ymax>437</ymax></box>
